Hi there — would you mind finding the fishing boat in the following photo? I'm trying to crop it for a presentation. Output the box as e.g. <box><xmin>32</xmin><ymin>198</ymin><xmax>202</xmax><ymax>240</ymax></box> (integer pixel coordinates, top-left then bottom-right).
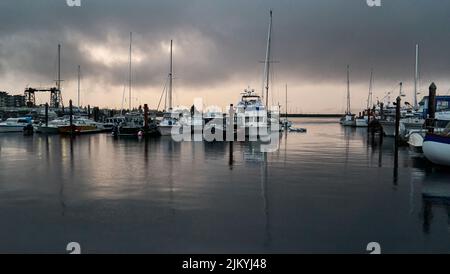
<box><xmin>113</xmin><ymin>113</ymin><xmax>144</xmax><ymax>136</ymax></box>
<box><xmin>104</xmin><ymin>116</ymin><xmax>126</xmax><ymax>131</ymax></box>
<box><xmin>0</xmin><ymin>117</ymin><xmax>33</xmax><ymax>133</ymax></box>
<box><xmin>423</xmin><ymin>125</ymin><xmax>450</xmax><ymax>166</ymax></box>
<box><xmin>236</xmin><ymin>88</ymin><xmax>268</xmax><ymax>137</ymax></box>
<box><xmin>158</xmin><ymin>40</ymin><xmax>182</xmax><ymax>136</ymax></box>
<box><xmin>340</xmin><ymin>65</ymin><xmax>355</xmax><ymax>127</ymax></box>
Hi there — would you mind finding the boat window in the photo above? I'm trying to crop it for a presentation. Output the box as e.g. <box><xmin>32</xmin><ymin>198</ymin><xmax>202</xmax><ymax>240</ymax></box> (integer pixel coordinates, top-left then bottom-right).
<box><xmin>437</xmin><ymin>101</ymin><xmax>449</xmax><ymax>111</ymax></box>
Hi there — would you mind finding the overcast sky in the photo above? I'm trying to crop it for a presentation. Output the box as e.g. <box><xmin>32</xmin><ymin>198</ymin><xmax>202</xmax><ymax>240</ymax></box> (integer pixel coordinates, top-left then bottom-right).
<box><xmin>1</xmin><ymin>0</ymin><xmax>450</xmax><ymax>113</ymax></box>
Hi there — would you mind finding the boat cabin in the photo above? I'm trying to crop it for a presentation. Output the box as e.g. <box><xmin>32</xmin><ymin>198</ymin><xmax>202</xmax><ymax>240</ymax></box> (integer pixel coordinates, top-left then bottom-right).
<box><xmin>418</xmin><ymin>96</ymin><xmax>450</xmax><ymax>119</ymax></box>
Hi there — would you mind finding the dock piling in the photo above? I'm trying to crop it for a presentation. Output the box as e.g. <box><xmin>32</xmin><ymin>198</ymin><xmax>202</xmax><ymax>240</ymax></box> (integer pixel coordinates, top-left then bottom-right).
<box><xmin>395</xmin><ymin>96</ymin><xmax>401</xmax><ymax>149</ymax></box>
<box><xmin>69</xmin><ymin>100</ymin><xmax>74</xmax><ymax>135</ymax></box>
<box><xmin>227</xmin><ymin>104</ymin><xmax>234</xmax><ymax>141</ymax></box>
<box><xmin>426</xmin><ymin>83</ymin><xmax>437</xmax><ymax>134</ymax></box>
<box><xmin>45</xmin><ymin>103</ymin><xmax>49</xmax><ymax>127</ymax></box>
<box><xmin>144</xmin><ymin>104</ymin><xmax>149</xmax><ymax>129</ymax></box>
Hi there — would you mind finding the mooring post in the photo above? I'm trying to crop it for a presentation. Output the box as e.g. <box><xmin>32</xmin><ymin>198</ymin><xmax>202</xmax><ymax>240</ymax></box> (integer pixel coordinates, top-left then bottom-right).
<box><xmin>69</xmin><ymin>99</ymin><xmax>74</xmax><ymax>135</ymax></box>
<box><xmin>395</xmin><ymin>96</ymin><xmax>401</xmax><ymax>150</ymax></box>
<box><xmin>227</xmin><ymin>104</ymin><xmax>234</xmax><ymax>141</ymax></box>
<box><xmin>91</xmin><ymin>107</ymin><xmax>99</xmax><ymax>122</ymax></box>
<box><xmin>144</xmin><ymin>104</ymin><xmax>149</xmax><ymax>129</ymax></box>
<box><xmin>427</xmin><ymin>83</ymin><xmax>437</xmax><ymax>134</ymax></box>
<box><xmin>87</xmin><ymin>105</ymin><xmax>91</xmax><ymax>119</ymax></box>
<box><xmin>45</xmin><ymin>103</ymin><xmax>49</xmax><ymax>127</ymax></box>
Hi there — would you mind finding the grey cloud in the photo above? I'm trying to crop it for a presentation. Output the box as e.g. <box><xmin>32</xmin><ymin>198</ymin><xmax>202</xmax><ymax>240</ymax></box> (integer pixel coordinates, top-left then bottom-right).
<box><xmin>1</xmin><ymin>0</ymin><xmax>450</xmax><ymax>94</ymax></box>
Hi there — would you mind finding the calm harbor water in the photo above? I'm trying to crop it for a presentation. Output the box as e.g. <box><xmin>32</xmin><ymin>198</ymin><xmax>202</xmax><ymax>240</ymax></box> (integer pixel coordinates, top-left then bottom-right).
<box><xmin>1</xmin><ymin>117</ymin><xmax>450</xmax><ymax>254</ymax></box>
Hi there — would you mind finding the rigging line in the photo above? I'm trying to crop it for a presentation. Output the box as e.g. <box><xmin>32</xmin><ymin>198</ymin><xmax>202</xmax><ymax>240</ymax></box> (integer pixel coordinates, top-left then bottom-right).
<box><xmin>157</xmin><ymin>76</ymin><xmax>169</xmax><ymax>112</ymax></box>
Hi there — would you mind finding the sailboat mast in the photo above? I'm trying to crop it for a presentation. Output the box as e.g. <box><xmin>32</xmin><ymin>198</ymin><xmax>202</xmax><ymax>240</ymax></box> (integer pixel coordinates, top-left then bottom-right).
<box><xmin>414</xmin><ymin>44</ymin><xmax>419</xmax><ymax>109</ymax></box>
<box><xmin>77</xmin><ymin>65</ymin><xmax>81</xmax><ymax>107</ymax></box>
<box><xmin>129</xmin><ymin>32</ymin><xmax>132</xmax><ymax>111</ymax></box>
<box><xmin>367</xmin><ymin>69</ymin><xmax>373</xmax><ymax>109</ymax></box>
<box><xmin>169</xmin><ymin>40</ymin><xmax>173</xmax><ymax>110</ymax></box>
<box><xmin>285</xmin><ymin>84</ymin><xmax>288</xmax><ymax>118</ymax></box>
<box><xmin>57</xmin><ymin>44</ymin><xmax>61</xmax><ymax>91</ymax></box>
<box><xmin>346</xmin><ymin>65</ymin><xmax>350</xmax><ymax>114</ymax></box>
<box><xmin>263</xmin><ymin>10</ymin><xmax>273</xmax><ymax>108</ymax></box>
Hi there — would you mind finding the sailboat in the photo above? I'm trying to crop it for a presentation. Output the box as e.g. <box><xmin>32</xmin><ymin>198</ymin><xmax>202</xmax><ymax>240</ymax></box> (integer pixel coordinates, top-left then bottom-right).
<box><xmin>158</xmin><ymin>40</ymin><xmax>182</xmax><ymax>136</ymax></box>
<box><xmin>340</xmin><ymin>65</ymin><xmax>355</xmax><ymax>126</ymax></box>
<box><xmin>423</xmin><ymin>122</ymin><xmax>450</xmax><ymax>166</ymax></box>
<box><xmin>355</xmin><ymin>69</ymin><xmax>373</xmax><ymax>127</ymax></box>
<box><xmin>114</xmin><ymin>32</ymin><xmax>158</xmax><ymax>137</ymax></box>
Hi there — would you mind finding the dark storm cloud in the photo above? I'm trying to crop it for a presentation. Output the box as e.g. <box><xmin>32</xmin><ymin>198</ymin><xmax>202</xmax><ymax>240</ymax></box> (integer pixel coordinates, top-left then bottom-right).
<box><xmin>1</xmin><ymin>0</ymin><xmax>450</xmax><ymax>91</ymax></box>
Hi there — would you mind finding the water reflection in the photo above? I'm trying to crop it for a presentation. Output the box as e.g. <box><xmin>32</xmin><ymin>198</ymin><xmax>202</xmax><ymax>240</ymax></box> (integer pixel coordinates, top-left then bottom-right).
<box><xmin>1</xmin><ymin>118</ymin><xmax>450</xmax><ymax>253</ymax></box>
<box><xmin>421</xmin><ymin>169</ymin><xmax>450</xmax><ymax>234</ymax></box>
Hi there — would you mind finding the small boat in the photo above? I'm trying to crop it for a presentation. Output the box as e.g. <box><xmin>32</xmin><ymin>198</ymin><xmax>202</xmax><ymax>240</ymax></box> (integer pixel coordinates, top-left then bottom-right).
<box><xmin>157</xmin><ymin>40</ymin><xmax>183</xmax><ymax>137</ymax></box>
<box><xmin>59</xmin><ymin>117</ymin><xmax>106</xmax><ymax>134</ymax></box>
<box><xmin>281</xmin><ymin>119</ymin><xmax>293</xmax><ymax>129</ymax></box>
<box><xmin>423</xmin><ymin>124</ymin><xmax>450</xmax><ymax>166</ymax></box>
<box><xmin>0</xmin><ymin>117</ymin><xmax>33</xmax><ymax>133</ymax></box>
<box><xmin>113</xmin><ymin>113</ymin><xmax>158</xmax><ymax>137</ymax></box>
<box><xmin>289</xmin><ymin>127</ymin><xmax>307</xmax><ymax>133</ymax></box>
<box><xmin>407</xmin><ymin>131</ymin><xmax>425</xmax><ymax>152</ymax></box>
<box><xmin>35</xmin><ymin>117</ymin><xmax>70</xmax><ymax>134</ymax></box>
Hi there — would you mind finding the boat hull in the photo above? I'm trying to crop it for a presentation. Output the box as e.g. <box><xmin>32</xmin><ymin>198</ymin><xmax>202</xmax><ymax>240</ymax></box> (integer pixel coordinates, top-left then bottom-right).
<box><xmin>36</xmin><ymin>126</ymin><xmax>61</xmax><ymax>134</ymax></box>
<box><xmin>341</xmin><ymin>120</ymin><xmax>355</xmax><ymax>127</ymax></box>
<box><xmin>407</xmin><ymin>132</ymin><xmax>424</xmax><ymax>152</ymax></box>
<box><xmin>355</xmin><ymin>118</ymin><xmax>368</xmax><ymax>127</ymax></box>
<box><xmin>158</xmin><ymin>125</ymin><xmax>183</xmax><ymax>136</ymax></box>
<box><xmin>380</xmin><ymin>121</ymin><xmax>396</xmax><ymax>136</ymax></box>
<box><xmin>423</xmin><ymin>134</ymin><xmax>450</xmax><ymax>166</ymax></box>
<box><xmin>59</xmin><ymin>125</ymin><xmax>103</xmax><ymax>134</ymax></box>
<box><xmin>0</xmin><ymin>126</ymin><xmax>25</xmax><ymax>133</ymax></box>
